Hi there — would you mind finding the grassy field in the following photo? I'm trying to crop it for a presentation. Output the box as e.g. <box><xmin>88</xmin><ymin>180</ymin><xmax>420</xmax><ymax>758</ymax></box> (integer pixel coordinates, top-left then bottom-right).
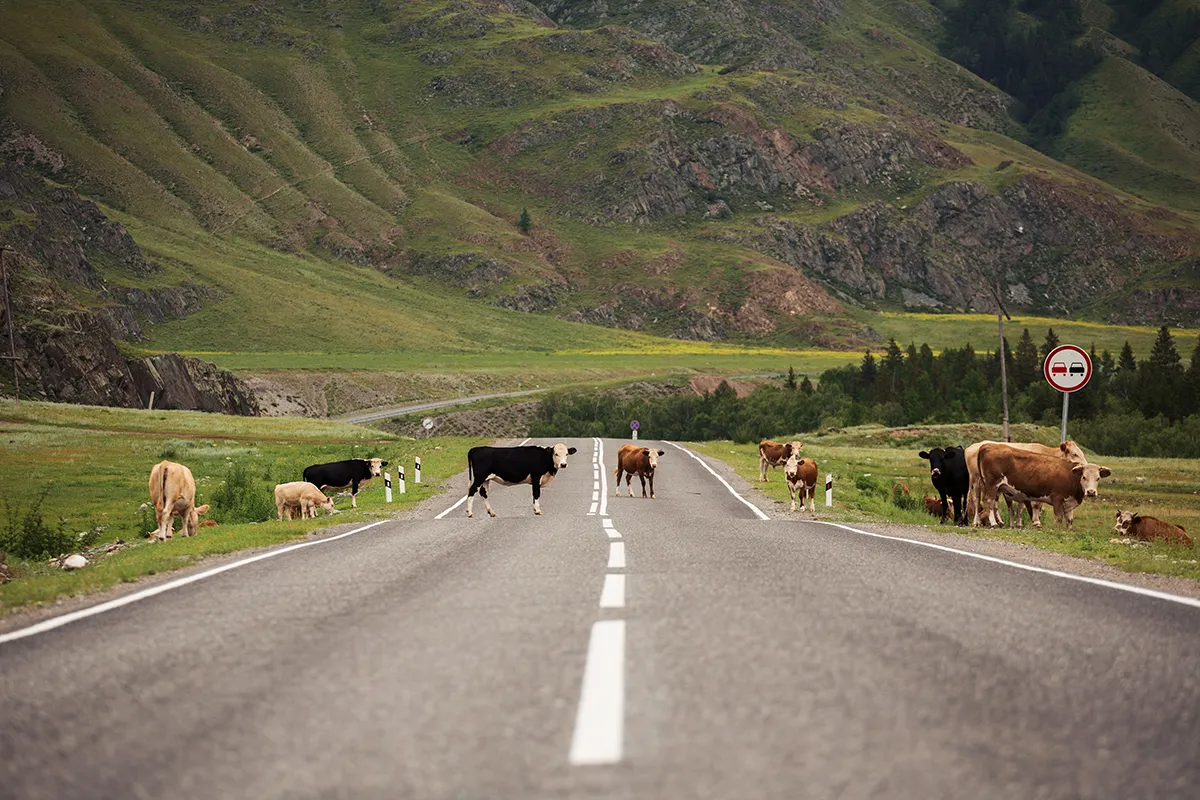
<box><xmin>692</xmin><ymin>423</ymin><xmax>1200</xmax><ymax>581</ymax></box>
<box><xmin>0</xmin><ymin>400</ymin><xmax>483</xmax><ymax>612</ymax></box>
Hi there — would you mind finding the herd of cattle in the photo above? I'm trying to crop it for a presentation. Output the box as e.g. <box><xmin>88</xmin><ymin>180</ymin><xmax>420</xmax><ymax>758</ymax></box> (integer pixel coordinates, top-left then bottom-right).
<box><xmin>143</xmin><ymin>438</ymin><xmax>1189</xmax><ymax>549</ymax></box>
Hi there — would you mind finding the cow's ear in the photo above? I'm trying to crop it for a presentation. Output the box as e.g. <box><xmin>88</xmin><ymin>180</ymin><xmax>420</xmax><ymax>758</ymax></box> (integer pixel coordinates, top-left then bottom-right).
<box><xmin>1099</xmin><ymin>466</ymin><xmax>1112</xmax><ymax>478</ymax></box>
<box><xmin>195</xmin><ymin>504</ymin><xmax>210</xmax><ymax>515</ymax></box>
<box><xmin>918</xmin><ymin>451</ymin><xmax>930</xmax><ymax>460</ymax></box>
<box><xmin>1072</xmin><ymin>464</ymin><xmax>1085</xmax><ymax>474</ymax></box>
<box><xmin>657</xmin><ymin>450</ymin><xmax>665</xmax><ymax>456</ymax></box>
<box><xmin>641</xmin><ymin>448</ymin><xmax>651</xmax><ymax>456</ymax></box>
<box><xmin>944</xmin><ymin>449</ymin><xmax>958</xmax><ymax>460</ymax></box>
<box><xmin>381</xmin><ymin>460</ymin><xmax>389</xmax><ymax>467</ymax></box>
<box><xmin>567</xmin><ymin>447</ymin><xmax>577</xmax><ymax>455</ymax></box>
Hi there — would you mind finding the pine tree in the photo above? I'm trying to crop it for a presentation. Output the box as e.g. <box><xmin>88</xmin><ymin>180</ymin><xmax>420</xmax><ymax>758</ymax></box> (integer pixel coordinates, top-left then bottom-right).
<box><xmin>1119</xmin><ymin>341</ymin><xmax>1136</xmax><ymax>372</ymax></box>
<box><xmin>800</xmin><ymin>375</ymin><xmax>814</xmax><ymax>396</ymax></box>
<box><xmin>517</xmin><ymin>207</ymin><xmax>532</xmax><ymax>235</ymax></box>
<box><xmin>1014</xmin><ymin>327</ymin><xmax>1039</xmax><ymax>389</ymax></box>
<box><xmin>1140</xmin><ymin>326</ymin><xmax>1184</xmax><ymax>419</ymax></box>
<box><xmin>785</xmin><ymin>365</ymin><xmax>797</xmax><ymax>390</ymax></box>
<box><xmin>859</xmin><ymin>350</ymin><xmax>878</xmax><ymax>397</ymax></box>
<box><xmin>882</xmin><ymin>338</ymin><xmax>904</xmax><ymax>393</ymax></box>
<box><xmin>1041</xmin><ymin>327</ymin><xmax>1060</xmax><ymax>359</ymax></box>
<box><xmin>1189</xmin><ymin>336</ymin><xmax>1200</xmax><ymax>415</ymax></box>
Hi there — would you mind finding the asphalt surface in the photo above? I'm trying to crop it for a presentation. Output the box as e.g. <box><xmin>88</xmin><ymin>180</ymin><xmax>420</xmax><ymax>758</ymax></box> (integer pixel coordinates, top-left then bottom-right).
<box><xmin>2</xmin><ymin>437</ymin><xmax>1199</xmax><ymax>799</ymax></box>
<box><xmin>334</xmin><ymin>389</ymin><xmax>545</xmax><ymax>424</ymax></box>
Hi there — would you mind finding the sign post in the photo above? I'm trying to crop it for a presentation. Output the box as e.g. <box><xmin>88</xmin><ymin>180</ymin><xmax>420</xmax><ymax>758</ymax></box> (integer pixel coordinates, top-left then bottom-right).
<box><xmin>384</xmin><ymin>472</ymin><xmax>393</xmax><ymax>503</ymax></box>
<box><xmin>630</xmin><ymin>419</ymin><xmax>640</xmax><ymax>441</ymax></box>
<box><xmin>1043</xmin><ymin>344</ymin><xmax>1092</xmax><ymax>441</ymax></box>
<box><xmin>398</xmin><ymin>465</ymin><xmax>406</xmax><ymax>494</ymax></box>
<box><xmin>415</xmin><ymin>456</ymin><xmax>422</xmax><ymax>483</ymax></box>
<box><xmin>825</xmin><ymin>475</ymin><xmax>833</xmax><ymax>507</ymax></box>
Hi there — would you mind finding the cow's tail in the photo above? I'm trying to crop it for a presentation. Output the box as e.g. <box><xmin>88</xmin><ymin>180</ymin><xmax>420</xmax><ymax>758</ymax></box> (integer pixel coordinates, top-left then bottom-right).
<box><xmin>160</xmin><ymin>463</ymin><xmax>171</xmax><ymax>519</ymax></box>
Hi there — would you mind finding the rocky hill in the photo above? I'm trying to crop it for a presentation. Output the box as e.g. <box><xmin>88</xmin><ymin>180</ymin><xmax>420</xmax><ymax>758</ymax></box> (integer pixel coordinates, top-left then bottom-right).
<box><xmin>0</xmin><ymin>0</ymin><xmax>1196</xmax><ymax>395</ymax></box>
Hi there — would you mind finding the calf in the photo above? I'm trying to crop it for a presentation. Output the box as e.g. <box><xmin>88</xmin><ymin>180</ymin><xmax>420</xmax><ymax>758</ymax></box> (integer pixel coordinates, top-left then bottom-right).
<box><xmin>759</xmin><ymin>439</ymin><xmax>803</xmax><ymax>482</ymax></box>
<box><xmin>978</xmin><ymin>444</ymin><xmax>1111</xmax><ymax>529</ymax></box>
<box><xmin>1113</xmin><ymin>510</ymin><xmax>1192</xmax><ymax>548</ymax></box>
<box><xmin>303</xmin><ymin>458</ymin><xmax>387</xmax><ymax>508</ymax></box>
<box><xmin>614</xmin><ymin>445</ymin><xmax>665</xmax><ymax>499</ymax></box>
<box><xmin>785</xmin><ymin>455</ymin><xmax>818</xmax><ymax>513</ymax></box>
<box><xmin>918</xmin><ymin>446</ymin><xmax>969</xmax><ymax>525</ymax></box>
<box><xmin>923</xmin><ymin>496</ymin><xmax>945</xmax><ymax>518</ymax></box>
<box><xmin>274</xmin><ymin>481</ymin><xmax>336</xmax><ymax>521</ymax></box>
<box><xmin>965</xmin><ymin>440</ymin><xmax>1087</xmax><ymax>527</ymax></box>
<box><xmin>466</xmin><ymin>443</ymin><xmax>577</xmax><ymax>518</ymax></box>
<box><xmin>148</xmin><ymin>460</ymin><xmax>210</xmax><ymax>541</ymax></box>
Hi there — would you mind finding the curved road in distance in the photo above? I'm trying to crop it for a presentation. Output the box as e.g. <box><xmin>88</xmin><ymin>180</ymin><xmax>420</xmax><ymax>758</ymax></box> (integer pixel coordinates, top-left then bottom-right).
<box><xmin>1</xmin><ymin>437</ymin><xmax>1198</xmax><ymax>799</ymax></box>
<box><xmin>335</xmin><ymin>388</ymin><xmax>546</xmax><ymax>425</ymax></box>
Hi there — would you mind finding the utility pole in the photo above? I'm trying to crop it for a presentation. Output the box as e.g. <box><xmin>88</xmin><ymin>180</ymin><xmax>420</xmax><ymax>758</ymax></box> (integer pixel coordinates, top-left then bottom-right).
<box><xmin>988</xmin><ymin>278</ymin><xmax>1011</xmax><ymax>442</ymax></box>
<box><xmin>0</xmin><ymin>247</ymin><xmax>18</xmax><ymax>404</ymax></box>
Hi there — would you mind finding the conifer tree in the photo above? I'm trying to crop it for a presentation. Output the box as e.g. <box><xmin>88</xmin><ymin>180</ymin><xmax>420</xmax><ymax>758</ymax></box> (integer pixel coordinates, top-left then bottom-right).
<box><xmin>518</xmin><ymin>207</ymin><xmax>532</xmax><ymax>235</ymax></box>
<box><xmin>1041</xmin><ymin>327</ymin><xmax>1060</xmax><ymax>359</ymax></box>
<box><xmin>1014</xmin><ymin>327</ymin><xmax>1039</xmax><ymax>389</ymax></box>
<box><xmin>785</xmin><ymin>366</ymin><xmax>797</xmax><ymax>390</ymax></box>
<box><xmin>800</xmin><ymin>375</ymin><xmax>814</xmax><ymax>396</ymax></box>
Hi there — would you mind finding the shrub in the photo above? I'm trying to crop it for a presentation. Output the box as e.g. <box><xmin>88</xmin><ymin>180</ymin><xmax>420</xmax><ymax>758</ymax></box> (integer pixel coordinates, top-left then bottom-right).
<box><xmin>210</xmin><ymin>461</ymin><xmax>275</xmax><ymax>524</ymax></box>
<box><xmin>0</xmin><ymin>487</ymin><xmax>75</xmax><ymax>560</ymax></box>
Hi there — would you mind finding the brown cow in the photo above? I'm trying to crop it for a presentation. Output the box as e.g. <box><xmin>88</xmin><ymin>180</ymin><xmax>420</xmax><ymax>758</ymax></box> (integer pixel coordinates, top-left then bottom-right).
<box><xmin>614</xmin><ymin>445</ymin><xmax>665</xmax><ymax>499</ymax></box>
<box><xmin>923</xmin><ymin>496</ymin><xmax>945</xmax><ymax>518</ymax></box>
<box><xmin>965</xmin><ymin>440</ymin><xmax>1087</xmax><ymax>527</ymax></box>
<box><xmin>274</xmin><ymin>481</ymin><xmax>336</xmax><ymax>521</ymax></box>
<box><xmin>785</xmin><ymin>455</ymin><xmax>818</xmax><ymax>513</ymax></box>
<box><xmin>1114</xmin><ymin>510</ymin><xmax>1192</xmax><ymax>548</ymax></box>
<box><xmin>759</xmin><ymin>439</ymin><xmax>803</xmax><ymax>482</ymax></box>
<box><xmin>978</xmin><ymin>444</ymin><xmax>1110</xmax><ymax>529</ymax></box>
<box><xmin>148</xmin><ymin>460</ymin><xmax>209</xmax><ymax>541</ymax></box>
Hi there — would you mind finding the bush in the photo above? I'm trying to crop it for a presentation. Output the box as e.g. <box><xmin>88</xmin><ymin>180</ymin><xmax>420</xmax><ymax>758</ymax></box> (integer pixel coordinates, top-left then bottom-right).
<box><xmin>0</xmin><ymin>487</ymin><xmax>75</xmax><ymax>560</ymax></box>
<box><xmin>210</xmin><ymin>461</ymin><xmax>276</xmax><ymax>524</ymax></box>
<box><xmin>891</xmin><ymin>483</ymin><xmax>921</xmax><ymax>512</ymax></box>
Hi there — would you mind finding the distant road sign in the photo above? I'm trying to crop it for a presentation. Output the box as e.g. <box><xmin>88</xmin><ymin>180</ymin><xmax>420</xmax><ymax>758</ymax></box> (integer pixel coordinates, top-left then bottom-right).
<box><xmin>630</xmin><ymin>420</ymin><xmax>640</xmax><ymax>431</ymax></box>
<box><xmin>422</xmin><ymin>417</ymin><xmax>434</xmax><ymax>430</ymax></box>
<box><xmin>1044</xmin><ymin>345</ymin><xmax>1092</xmax><ymax>393</ymax></box>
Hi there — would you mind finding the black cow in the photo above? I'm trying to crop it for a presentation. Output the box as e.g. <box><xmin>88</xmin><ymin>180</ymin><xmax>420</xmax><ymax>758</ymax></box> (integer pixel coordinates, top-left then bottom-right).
<box><xmin>303</xmin><ymin>457</ymin><xmax>388</xmax><ymax>509</ymax></box>
<box><xmin>466</xmin><ymin>443</ymin><xmax>577</xmax><ymax>518</ymax></box>
<box><xmin>918</xmin><ymin>446</ymin><xmax>969</xmax><ymax>526</ymax></box>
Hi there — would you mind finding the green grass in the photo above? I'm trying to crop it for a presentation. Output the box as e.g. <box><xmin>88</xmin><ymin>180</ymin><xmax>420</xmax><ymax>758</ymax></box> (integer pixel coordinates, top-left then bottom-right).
<box><xmin>0</xmin><ymin>400</ymin><xmax>485</xmax><ymax>612</ymax></box>
<box><xmin>693</xmin><ymin>422</ymin><xmax>1200</xmax><ymax>581</ymax></box>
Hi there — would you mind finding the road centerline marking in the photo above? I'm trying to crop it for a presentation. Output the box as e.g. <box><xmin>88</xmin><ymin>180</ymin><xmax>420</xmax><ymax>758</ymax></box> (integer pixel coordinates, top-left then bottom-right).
<box><xmin>602</xmin><ymin>519</ymin><xmax>613</xmax><ymax>529</ymax></box>
<box><xmin>664</xmin><ymin>441</ymin><xmax>769</xmax><ymax>520</ymax></box>
<box><xmin>569</xmin><ymin>619</ymin><xmax>625</xmax><ymax>765</ymax></box>
<box><xmin>608</xmin><ymin>541</ymin><xmax>625</xmax><ymax>569</ymax></box>
<box><xmin>599</xmin><ymin>574</ymin><xmax>626</xmax><ymax>608</ymax></box>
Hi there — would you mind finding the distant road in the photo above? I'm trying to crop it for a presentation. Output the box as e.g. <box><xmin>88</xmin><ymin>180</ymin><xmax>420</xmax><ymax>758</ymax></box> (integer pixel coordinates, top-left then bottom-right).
<box><xmin>334</xmin><ymin>388</ymin><xmax>546</xmax><ymax>424</ymax></box>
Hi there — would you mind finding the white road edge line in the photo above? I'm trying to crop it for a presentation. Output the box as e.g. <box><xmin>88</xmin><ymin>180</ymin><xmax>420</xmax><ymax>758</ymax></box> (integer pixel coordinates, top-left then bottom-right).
<box><xmin>608</xmin><ymin>541</ymin><xmax>626</xmax><ymax>569</ymax></box>
<box><xmin>0</xmin><ymin>520</ymin><xmax>391</xmax><ymax>646</ymax></box>
<box><xmin>814</xmin><ymin>521</ymin><xmax>1200</xmax><ymax>610</ymax></box>
<box><xmin>599</xmin><ymin>574</ymin><xmax>626</xmax><ymax>609</ymax></box>
<box><xmin>519</xmin><ymin>437</ymin><xmax>532</xmax><ymax>446</ymax></box>
<box><xmin>569</xmin><ymin>619</ymin><xmax>625</xmax><ymax>765</ymax></box>
<box><xmin>597</xmin><ymin>438</ymin><xmax>608</xmax><ymax>517</ymax></box>
<box><xmin>435</xmin><ymin>495</ymin><xmax>467</xmax><ymax>520</ymax></box>
<box><xmin>664</xmin><ymin>441</ymin><xmax>769</xmax><ymax>521</ymax></box>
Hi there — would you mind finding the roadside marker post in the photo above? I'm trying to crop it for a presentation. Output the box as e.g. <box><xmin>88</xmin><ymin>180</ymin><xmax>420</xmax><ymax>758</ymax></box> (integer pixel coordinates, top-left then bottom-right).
<box><xmin>384</xmin><ymin>472</ymin><xmax>393</xmax><ymax>503</ymax></box>
<box><xmin>398</xmin><ymin>465</ymin><xmax>406</xmax><ymax>494</ymax></box>
<box><xmin>825</xmin><ymin>474</ymin><xmax>833</xmax><ymax>507</ymax></box>
<box><xmin>415</xmin><ymin>456</ymin><xmax>422</xmax><ymax>483</ymax></box>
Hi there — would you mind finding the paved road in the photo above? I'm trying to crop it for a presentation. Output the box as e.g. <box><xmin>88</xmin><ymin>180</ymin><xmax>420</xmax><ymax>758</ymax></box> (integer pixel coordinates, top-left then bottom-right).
<box><xmin>2</xmin><ymin>438</ymin><xmax>1199</xmax><ymax>799</ymax></box>
<box><xmin>334</xmin><ymin>389</ymin><xmax>545</xmax><ymax>424</ymax></box>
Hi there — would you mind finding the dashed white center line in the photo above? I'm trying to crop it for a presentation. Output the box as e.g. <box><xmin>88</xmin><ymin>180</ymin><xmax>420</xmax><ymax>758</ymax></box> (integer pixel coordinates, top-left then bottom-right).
<box><xmin>599</xmin><ymin>574</ymin><xmax>625</xmax><ymax>608</ymax></box>
<box><xmin>589</xmin><ymin>502</ymin><xmax>598</xmax><ymax>515</ymax></box>
<box><xmin>606</xmin><ymin>528</ymin><xmax>621</xmax><ymax>540</ymax></box>
<box><xmin>569</xmin><ymin>620</ymin><xmax>625</xmax><ymax>765</ymax></box>
<box><xmin>591</xmin><ymin>490</ymin><xmax>599</xmax><ymax>501</ymax></box>
<box><xmin>602</xmin><ymin>519</ymin><xmax>613</xmax><ymax>529</ymax></box>
<box><xmin>607</xmin><ymin>541</ymin><xmax>625</xmax><ymax>569</ymax></box>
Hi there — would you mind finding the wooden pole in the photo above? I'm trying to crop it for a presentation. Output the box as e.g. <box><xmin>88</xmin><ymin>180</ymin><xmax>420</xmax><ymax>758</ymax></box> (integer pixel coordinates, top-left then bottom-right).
<box><xmin>989</xmin><ymin>278</ymin><xmax>1012</xmax><ymax>442</ymax></box>
<box><xmin>0</xmin><ymin>247</ymin><xmax>18</xmax><ymax>403</ymax></box>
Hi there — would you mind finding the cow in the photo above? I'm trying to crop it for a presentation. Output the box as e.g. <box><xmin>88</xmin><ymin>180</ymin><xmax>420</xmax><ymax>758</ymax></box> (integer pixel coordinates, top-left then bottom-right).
<box><xmin>466</xmin><ymin>443</ymin><xmax>577</xmax><ymax>518</ymax></box>
<box><xmin>918</xmin><ymin>446</ymin><xmax>969</xmax><ymax>525</ymax></box>
<box><xmin>759</xmin><ymin>439</ymin><xmax>803</xmax><ymax>482</ymax></box>
<box><xmin>923</xmin><ymin>496</ymin><xmax>945</xmax><ymax>518</ymax></box>
<box><xmin>148</xmin><ymin>460</ymin><xmax>209</xmax><ymax>541</ymax></box>
<box><xmin>978</xmin><ymin>444</ymin><xmax>1111</xmax><ymax>529</ymax></box>
<box><xmin>303</xmin><ymin>458</ymin><xmax>387</xmax><ymax>508</ymax></box>
<box><xmin>1113</xmin><ymin>510</ymin><xmax>1192</xmax><ymax>548</ymax></box>
<box><xmin>785</xmin><ymin>455</ymin><xmax>818</xmax><ymax>513</ymax></box>
<box><xmin>965</xmin><ymin>440</ymin><xmax>1087</xmax><ymax>527</ymax></box>
<box><xmin>274</xmin><ymin>481</ymin><xmax>336</xmax><ymax>521</ymax></box>
<box><xmin>614</xmin><ymin>445</ymin><xmax>665</xmax><ymax>499</ymax></box>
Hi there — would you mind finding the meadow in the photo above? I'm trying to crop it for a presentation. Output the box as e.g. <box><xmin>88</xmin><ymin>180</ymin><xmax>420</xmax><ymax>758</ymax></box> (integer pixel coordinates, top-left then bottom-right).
<box><xmin>691</xmin><ymin>422</ymin><xmax>1200</xmax><ymax>581</ymax></box>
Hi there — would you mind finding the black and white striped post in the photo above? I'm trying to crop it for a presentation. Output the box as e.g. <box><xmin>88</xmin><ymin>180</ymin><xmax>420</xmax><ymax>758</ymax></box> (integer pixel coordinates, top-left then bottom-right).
<box><xmin>825</xmin><ymin>474</ymin><xmax>833</xmax><ymax>507</ymax></box>
<box><xmin>415</xmin><ymin>456</ymin><xmax>422</xmax><ymax>484</ymax></box>
<box><xmin>384</xmin><ymin>472</ymin><xmax>393</xmax><ymax>503</ymax></box>
<box><xmin>398</xmin><ymin>464</ymin><xmax>406</xmax><ymax>494</ymax></box>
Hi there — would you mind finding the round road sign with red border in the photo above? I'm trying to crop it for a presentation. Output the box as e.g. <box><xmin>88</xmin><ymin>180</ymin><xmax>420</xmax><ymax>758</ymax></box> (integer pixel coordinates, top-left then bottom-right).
<box><xmin>630</xmin><ymin>420</ymin><xmax>640</xmax><ymax>431</ymax></box>
<box><xmin>1043</xmin><ymin>344</ymin><xmax>1092</xmax><ymax>393</ymax></box>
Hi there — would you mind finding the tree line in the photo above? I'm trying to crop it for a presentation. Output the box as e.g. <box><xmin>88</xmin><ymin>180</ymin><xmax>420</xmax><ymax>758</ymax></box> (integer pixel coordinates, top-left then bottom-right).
<box><xmin>530</xmin><ymin>326</ymin><xmax>1200</xmax><ymax>458</ymax></box>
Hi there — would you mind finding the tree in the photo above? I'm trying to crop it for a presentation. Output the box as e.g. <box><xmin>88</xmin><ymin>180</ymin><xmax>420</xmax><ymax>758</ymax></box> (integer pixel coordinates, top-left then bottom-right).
<box><xmin>1189</xmin><ymin>336</ymin><xmax>1200</xmax><ymax>414</ymax></box>
<box><xmin>858</xmin><ymin>350</ymin><xmax>878</xmax><ymax>397</ymax></box>
<box><xmin>1139</xmin><ymin>326</ymin><xmax>1185</xmax><ymax>419</ymax></box>
<box><xmin>785</xmin><ymin>365</ymin><xmax>797</xmax><ymax>390</ymax></box>
<box><xmin>1119</xmin><ymin>341</ymin><xmax>1137</xmax><ymax>372</ymax></box>
<box><xmin>1014</xmin><ymin>327</ymin><xmax>1039</xmax><ymax>389</ymax></box>
<box><xmin>517</xmin><ymin>207</ymin><xmax>532</xmax><ymax>235</ymax></box>
<box><xmin>1041</xmin><ymin>327</ymin><xmax>1060</xmax><ymax>359</ymax></box>
<box><xmin>799</xmin><ymin>375</ymin><xmax>814</xmax><ymax>395</ymax></box>
<box><xmin>882</xmin><ymin>338</ymin><xmax>905</xmax><ymax>394</ymax></box>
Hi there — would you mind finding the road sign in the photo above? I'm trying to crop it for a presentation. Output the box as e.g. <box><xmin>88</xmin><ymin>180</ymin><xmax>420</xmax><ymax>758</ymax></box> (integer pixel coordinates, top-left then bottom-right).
<box><xmin>630</xmin><ymin>420</ymin><xmax>640</xmax><ymax>431</ymax></box>
<box><xmin>422</xmin><ymin>417</ymin><xmax>434</xmax><ymax>430</ymax></box>
<box><xmin>1043</xmin><ymin>345</ymin><xmax>1092</xmax><ymax>393</ymax></box>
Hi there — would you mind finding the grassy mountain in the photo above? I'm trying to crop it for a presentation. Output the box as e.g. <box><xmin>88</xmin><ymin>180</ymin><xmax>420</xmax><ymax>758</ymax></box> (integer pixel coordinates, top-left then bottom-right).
<box><xmin>0</xmin><ymin>0</ymin><xmax>1197</xmax><ymax>399</ymax></box>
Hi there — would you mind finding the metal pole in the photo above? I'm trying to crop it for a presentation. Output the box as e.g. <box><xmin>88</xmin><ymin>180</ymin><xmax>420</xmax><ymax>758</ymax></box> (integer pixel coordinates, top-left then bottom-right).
<box><xmin>1</xmin><ymin>248</ymin><xmax>19</xmax><ymax>403</ymax></box>
<box><xmin>1060</xmin><ymin>391</ymin><xmax>1069</xmax><ymax>444</ymax></box>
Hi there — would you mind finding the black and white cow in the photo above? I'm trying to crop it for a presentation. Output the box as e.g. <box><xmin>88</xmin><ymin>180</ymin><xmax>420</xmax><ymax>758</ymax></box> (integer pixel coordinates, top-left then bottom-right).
<box><xmin>303</xmin><ymin>457</ymin><xmax>388</xmax><ymax>509</ymax></box>
<box><xmin>918</xmin><ymin>446</ymin><xmax>969</xmax><ymax>526</ymax></box>
<box><xmin>466</xmin><ymin>443</ymin><xmax>577</xmax><ymax>518</ymax></box>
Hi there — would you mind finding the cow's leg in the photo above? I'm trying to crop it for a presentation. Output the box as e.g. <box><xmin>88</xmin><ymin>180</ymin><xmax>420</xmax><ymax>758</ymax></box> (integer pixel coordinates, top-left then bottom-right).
<box><xmin>350</xmin><ymin>479</ymin><xmax>360</xmax><ymax>509</ymax></box>
<box><xmin>938</xmin><ymin>490</ymin><xmax>949</xmax><ymax>524</ymax></box>
<box><xmin>956</xmin><ymin>492</ymin><xmax>968</xmax><ymax>526</ymax></box>
<box><xmin>759</xmin><ymin>456</ymin><xmax>768</xmax><ymax>482</ymax></box>
<box><xmin>1031</xmin><ymin>501</ymin><xmax>1044</xmax><ymax>529</ymax></box>
<box><xmin>638</xmin><ymin>472</ymin><xmax>648</xmax><ymax>499</ymax></box>
<box><xmin>649</xmin><ymin>471</ymin><xmax>656</xmax><ymax>500</ymax></box>
<box><xmin>808</xmin><ymin>483</ymin><xmax>817</xmax><ymax>512</ymax></box>
<box><xmin>483</xmin><ymin>481</ymin><xmax>496</xmax><ymax>517</ymax></box>
<box><xmin>277</xmin><ymin>499</ymin><xmax>286</xmax><ymax>522</ymax></box>
<box><xmin>531</xmin><ymin>481</ymin><xmax>541</xmax><ymax>516</ymax></box>
<box><xmin>625</xmin><ymin>473</ymin><xmax>633</xmax><ymax>497</ymax></box>
<box><xmin>614</xmin><ymin>467</ymin><xmax>624</xmax><ymax>497</ymax></box>
<box><xmin>467</xmin><ymin>478</ymin><xmax>481</xmax><ymax>518</ymax></box>
<box><xmin>788</xmin><ymin>481</ymin><xmax>797</xmax><ymax>512</ymax></box>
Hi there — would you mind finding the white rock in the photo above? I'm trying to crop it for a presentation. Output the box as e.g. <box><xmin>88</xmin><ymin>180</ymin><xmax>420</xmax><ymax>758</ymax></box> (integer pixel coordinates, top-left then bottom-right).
<box><xmin>62</xmin><ymin>554</ymin><xmax>88</xmax><ymax>570</ymax></box>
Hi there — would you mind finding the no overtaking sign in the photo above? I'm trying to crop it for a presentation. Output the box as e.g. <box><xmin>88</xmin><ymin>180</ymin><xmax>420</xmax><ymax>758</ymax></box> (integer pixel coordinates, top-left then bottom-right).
<box><xmin>1043</xmin><ymin>344</ymin><xmax>1092</xmax><ymax>393</ymax></box>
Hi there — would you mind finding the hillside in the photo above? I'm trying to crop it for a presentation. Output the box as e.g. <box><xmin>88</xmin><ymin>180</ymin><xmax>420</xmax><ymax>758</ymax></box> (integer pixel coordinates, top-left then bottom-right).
<box><xmin>0</xmin><ymin>0</ymin><xmax>1198</xmax><ymax>411</ymax></box>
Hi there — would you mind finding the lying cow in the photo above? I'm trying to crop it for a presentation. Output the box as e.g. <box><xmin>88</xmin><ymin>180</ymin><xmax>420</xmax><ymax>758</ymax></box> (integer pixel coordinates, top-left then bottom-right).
<box><xmin>1113</xmin><ymin>510</ymin><xmax>1192</xmax><ymax>548</ymax></box>
<box><xmin>965</xmin><ymin>440</ymin><xmax>1087</xmax><ymax>527</ymax></box>
<box><xmin>148</xmin><ymin>460</ymin><xmax>210</xmax><ymax>541</ymax></box>
<box><xmin>923</xmin><ymin>496</ymin><xmax>945</xmax><ymax>518</ymax></box>
<box><xmin>978</xmin><ymin>444</ymin><xmax>1111</xmax><ymax>529</ymax></box>
<box><xmin>303</xmin><ymin>458</ymin><xmax>387</xmax><ymax>508</ymax></box>
<box><xmin>759</xmin><ymin>439</ymin><xmax>803</xmax><ymax>482</ymax></box>
<box><xmin>614</xmin><ymin>445</ymin><xmax>665</xmax><ymax>499</ymax></box>
<box><xmin>274</xmin><ymin>481</ymin><xmax>336</xmax><ymax>521</ymax></box>
<box><xmin>785</xmin><ymin>455</ymin><xmax>818</xmax><ymax>513</ymax></box>
<box><xmin>918</xmin><ymin>446</ymin><xmax>969</xmax><ymax>525</ymax></box>
<box><xmin>466</xmin><ymin>443</ymin><xmax>577</xmax><ymax>518</ymax></box>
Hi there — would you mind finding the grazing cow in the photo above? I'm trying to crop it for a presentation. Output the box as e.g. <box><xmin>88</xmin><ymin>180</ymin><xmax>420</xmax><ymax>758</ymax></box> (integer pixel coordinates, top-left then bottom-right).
<box><xmin>466</xmin><ymin>443</ymin><xmax>577</xmax><ymax>518</ymax></box>
<box><xmin>274</xmin><ymin>481</ymin><xmax>336</xmax><ymax>521</ymax></box>
<box><xmin>1113</xmin><ymin>510</ymin><xmax>1192</xmax><ymax>548</ymax></box>
<box><xmin>303</xmin><ymin>458</ymin><xmax>387</xmax><ymax>508</ymax></box>
<box><xmin>978</xmin><ymin>444</ymin><xmax>1111</xmax><ymax>529</ymax></box>
<box><xmin>923</xmin><ymin>496</ymin><xmax>945</xmax><ymax>518</ymax></box>
<box><xmin>785</xmin><ymin>455</ymin><xmax>818</xmax><ymax>513</ymax></box>
<box><xmin>614</xmin><ymin>445</ymin><xmax>665</xmax><ymax>499</ymax></box>
<box><xmin>918</xmin><ymin>446</ymin><xmax>969</xmax><ymax>525</ymax></box>
<box><xmin>759</xmin><ymin>439</ymin><xmax>803</xmax><ymax>482</ymax></box>
<box><xmin>965</xmin><ymin>440</ymin><xmax>1087</xmax><ymax>527</ymax></box>
<box><xmin>148</xmin><ymin>460</ymin><xmax>210</xmax><ymax>541</ymax></box>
